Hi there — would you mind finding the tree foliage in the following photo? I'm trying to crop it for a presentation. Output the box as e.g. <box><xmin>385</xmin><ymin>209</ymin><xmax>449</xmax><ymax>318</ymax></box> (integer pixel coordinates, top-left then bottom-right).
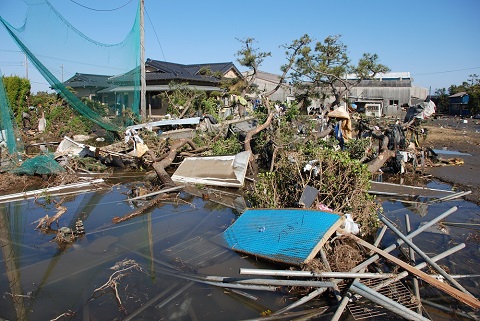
<box><xmin>235</xmin><ymin>37</ymin><xmax>271</xmax><ymax>97</ymax></box>
<box><xmin>290</xmin><ymin>34</ymin><xmax>390</xmax><ymax>113</ymax></box>
<box><xmin>2</xmin><ymin>75</ymin><xmax>31</xmax><ymax>125</ymax></box>
<box><xmin>434</xmin><ymin>88</ymin><xmax>450</xmax><ymax>113</ymax></box>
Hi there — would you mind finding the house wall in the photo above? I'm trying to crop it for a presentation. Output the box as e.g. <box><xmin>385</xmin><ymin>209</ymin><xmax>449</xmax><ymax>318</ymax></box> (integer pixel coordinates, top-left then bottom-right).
<box><xmin>349</xmin><ymin>86</ymin><xmax>412</xmax><ymax>107</ymax></box>
<box><xmin>223</xmin><ymin>70</ymin><xmax>239</xmax><ymax>78</ymax></box>
<box><xmin>73</xmin><ymin>87</ymin><xmax>98</xmax><ymax>100</ymax></box>
<box><xmin>253</xmin><ymin>78</ymin><xmax>291</xmax><ymax>102</ymax></box>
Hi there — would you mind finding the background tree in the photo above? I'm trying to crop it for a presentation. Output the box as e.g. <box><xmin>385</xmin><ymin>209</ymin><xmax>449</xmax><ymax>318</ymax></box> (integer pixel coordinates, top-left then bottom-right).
<box><xmin>235</xmin><ymin>37</ymin><xmax>271</xmax><ymax>99</ymax></box>
<box><xmin>290</xmin><ymin>34</ymin><xmax>390</xmax><ymax>113</ymax></box>
<box><xmin>2</xmin><ymin>76</ymin><xmax>30</xmax><ymax>125</ymax></box>
<box><xmin>434</xmin><ymin>88</ymin><xmax>450</xmax><ymax>113</ymax></box>
<box><xmin>157</xmin><ymin>82</ymin><xmax>207</xmax><ymax>118</ymax></box>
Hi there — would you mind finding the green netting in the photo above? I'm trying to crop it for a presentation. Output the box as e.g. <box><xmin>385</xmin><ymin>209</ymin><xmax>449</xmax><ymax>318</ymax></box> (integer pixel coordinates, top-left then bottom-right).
<box><xmin>10</xmin><ymin>153</ymin><xmax>65</xmax><ymax>175</ymax></box>
<box><xmin>0</xmin><ymin>0</ymin><xmax>142</xmax><ymax>132</ymax></box>
<box><xmin>0</xmin><ymin>70</ymin><xmax>23</xmax><ymax>157</ymax></box>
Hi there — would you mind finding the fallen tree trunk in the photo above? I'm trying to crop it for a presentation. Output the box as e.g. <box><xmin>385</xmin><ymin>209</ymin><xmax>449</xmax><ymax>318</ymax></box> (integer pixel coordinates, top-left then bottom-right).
<box><xmin>242</xmin><ymin>112</ymin><xmax>276</xmax><ymax>175</ymax></box>
<box><xmin>112</xmin><ymin>193</ymin><xmax>171</xmax><ymax>224</ymax></box>
<box><xmin>366</xmin><ymin>131</ymin><xmax>395</xmax><ymax>174</ymax></box>
<box><xmin>367</xmin><ymin>150</ymin><xmax>395</xmax><ymax>174</ymax></box>
<box><xmin>151</xmin><ymin>139</ymin><xmax>198</xmax><ymax>187</ymax></box>
<box><xmin>244</xmin><ymin>112</ymin><xmax>275</xmax><ymax>159</ymax></box>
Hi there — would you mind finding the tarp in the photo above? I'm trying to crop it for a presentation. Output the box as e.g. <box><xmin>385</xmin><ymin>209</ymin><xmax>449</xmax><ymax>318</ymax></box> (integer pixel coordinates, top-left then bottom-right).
<box><xmin>171</xmin><ymin>151</ymin><xmax>251</xmax><ymax>188</ymax></box>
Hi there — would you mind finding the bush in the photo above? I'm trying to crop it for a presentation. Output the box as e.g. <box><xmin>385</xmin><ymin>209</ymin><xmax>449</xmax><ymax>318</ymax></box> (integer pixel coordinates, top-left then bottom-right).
<box><xmin>247</xmin><ymin>147</ymin><xmax>379</xmax><ymax>236</ymax></box>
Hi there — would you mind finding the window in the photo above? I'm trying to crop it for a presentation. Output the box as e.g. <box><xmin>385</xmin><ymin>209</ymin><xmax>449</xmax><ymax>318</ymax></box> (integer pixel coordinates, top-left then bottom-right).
<box><xmin>389</xmin><ymin>100</ymin><xmax>399</xmax><ymax>106</ymax></box>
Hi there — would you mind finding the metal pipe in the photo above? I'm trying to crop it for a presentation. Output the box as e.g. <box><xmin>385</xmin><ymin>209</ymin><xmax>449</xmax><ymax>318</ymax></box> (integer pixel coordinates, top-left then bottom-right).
<box><xmin>437</xmin><ymin>190</ymin><xmax>471</xmax><ymax>202</ymax></box>
<box><xmin>380</xmin><ymin>215</ymin><xmax>472</xmax><ymax>296</ymax></box>
<box><xmin>351</xmin><ymin>206</ymin><xmax>457</xmax><ymax>272</ymax></box>
<box><xmin>406</xmin><ymin>214</ymin><xmax>422</xmax><ymax>315</ymax></box>
<box><xmin>331</xmin><ymin>279</ymin><xmax>357</xmax><ymax>321</ymax></box>
<box><xmin>373</xmin><ymin>225</ymin><xmax>387</xmax><ymax>248</ymax></box>
<box><xmin>333</xmin><ymin>244</ymin><xmax>466</xmax><ymax>320</ymax></box>
<box><xmin>271</xmin><ymin>288</ymin><xmax>327</xmax><ymax>316</ymax></box>
<box><xmin>421</xmin><ymin>299</ymin><xmax>477</xmax><ymax>320</ymax></box>
<box><xmin>320</xmin><ymin>247</ymin><xmax>342</xmax><ymax>302</ymax></box>
<box><xmin>351</xmin><ymin>282</ymin><xmax>431</xmax><ymax>321</ymax></box>
<box><xmin>226</xmin><ymin>279</ymin><xmax>334</xmax><ymax>288</ymax></box>
<box><xmin>239</xmin><ymin>269</ymin><xmax>397</xmax><ymax>279</ymax></box>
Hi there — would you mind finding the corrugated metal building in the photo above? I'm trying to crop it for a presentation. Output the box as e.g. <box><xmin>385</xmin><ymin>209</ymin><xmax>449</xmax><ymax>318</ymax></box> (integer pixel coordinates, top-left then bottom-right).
<box><xmin>246</xmin><ymin>70</ymin><xmax>428</xmax><ymax>114</ymax></box>
<box><xmin>346</xmin><ymin>72</ymin><xmax>428</xmax><ymax>108</ymax></box>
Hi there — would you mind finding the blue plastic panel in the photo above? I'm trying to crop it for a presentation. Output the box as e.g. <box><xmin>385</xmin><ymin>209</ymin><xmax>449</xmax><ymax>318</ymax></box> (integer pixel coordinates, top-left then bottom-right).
<box><xmin>222</xmin><ymin>208</ymin><xmax>342</xmax><ymax>265</ymax></box>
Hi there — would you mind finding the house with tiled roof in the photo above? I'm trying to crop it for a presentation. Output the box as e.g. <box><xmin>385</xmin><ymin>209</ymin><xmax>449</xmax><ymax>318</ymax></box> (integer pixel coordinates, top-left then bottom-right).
<box><xmin>64</xmin><ymin>60</ymin><xmax>243</xmax><ymax>116</ymax></box>
<box><xmin>63</xmin><ymin>73</ymin><xmax>112</xmax><ymax>100</ymax></box>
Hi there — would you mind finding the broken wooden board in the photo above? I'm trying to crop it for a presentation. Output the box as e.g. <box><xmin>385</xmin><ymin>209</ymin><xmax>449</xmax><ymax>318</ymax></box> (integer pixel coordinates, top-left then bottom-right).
<box><xmin>171</xmin><ymin>151</ymin><xmax>251</xmax><ymax>188</ymax></box>
<box><xmin>221</xmin><ymin>208</ymin><xmax>344</xmax><ymax>266</ymax></box>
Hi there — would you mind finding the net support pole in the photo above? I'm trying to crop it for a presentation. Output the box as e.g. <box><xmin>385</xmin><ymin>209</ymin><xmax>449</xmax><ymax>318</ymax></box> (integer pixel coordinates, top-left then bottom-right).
<box><xmin>140</xmin><ymin>0</ymin><xmax>147</xmax><ymax>121</ymax></box>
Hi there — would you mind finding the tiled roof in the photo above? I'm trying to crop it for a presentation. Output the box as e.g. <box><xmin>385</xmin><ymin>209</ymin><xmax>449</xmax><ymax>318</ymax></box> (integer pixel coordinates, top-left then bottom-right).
<box><xmin>144</xmin><ymin>59</ymin><xmax>241</xmax><ymax>83</ymax></box>
<box><xmin>63</xmin><ymin>73</ymin><xmax>112</xmax><ymax>87</ymax></box>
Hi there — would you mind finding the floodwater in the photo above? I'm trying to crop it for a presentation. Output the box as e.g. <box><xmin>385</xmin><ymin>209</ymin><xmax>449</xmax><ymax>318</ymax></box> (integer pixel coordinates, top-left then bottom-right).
<box><xmin>0</xmin><ymin>174</ymin><xmax>478</xmax><ymax>320</ymax></box>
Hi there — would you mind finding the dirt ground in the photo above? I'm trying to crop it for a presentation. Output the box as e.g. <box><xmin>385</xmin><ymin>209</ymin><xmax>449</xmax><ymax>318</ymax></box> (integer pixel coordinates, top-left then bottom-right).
<box><xmin>421</xmin><ymin>116</ymin><xmax>480</xmax><ymax>204</ymax></box>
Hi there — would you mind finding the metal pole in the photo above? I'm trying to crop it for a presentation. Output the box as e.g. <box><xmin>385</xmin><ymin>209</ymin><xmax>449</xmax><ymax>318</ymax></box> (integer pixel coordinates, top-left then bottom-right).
<box><xmin>239</xmin><ymin>269</ymin><xmax>397</xmax><ymax>279</ymax></box>
<box><xmin>271</xmin><ymin>287</ymin><xmax>327</xmax><ymax>316</ymax></box>
<box><xmin>140</xmin><ymin>0</ymin><xmax>146</xmax><ymax>121</ymax></box>
<box><xmin>373</xmin><ymin>225</ymin><xmax>387</xmax><ymax>248</ymax></box>
<box><xmin>335</xmin><ymin>243</ymin><xmax>465</xmax><ymax>320</ymax></box>
<box><xmin>380</xmin><ymin>215</ymin><xmax>472</xmax><ymax>296</ymax></box>
<box><xmin>351</xmin><ymin>206</ymin><xmax>457</xmax><ymax>272</ymax></box>
<box><xmin>331</xmin><ymin>279</ymin><xmax>357</xmax><ymax>321</ymax></box>
<box><xmin>351</xmin><ymin>282</ymin><xmax>430</xmax><ymax>321</ymax></box>
<box><xmin>406</xmin><ymin>214</ymin><xmax>422</xmax><ymax>314</ymax></box>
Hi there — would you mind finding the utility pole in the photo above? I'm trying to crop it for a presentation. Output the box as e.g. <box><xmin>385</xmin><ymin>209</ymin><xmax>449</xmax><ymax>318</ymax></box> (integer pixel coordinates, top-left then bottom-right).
<box><xmin>61</xmin><ymin>64</ymin><xmax>64</xmax><ymax>82</ymax></box>
<box><xmin>140</xmin><ymin>0</ymin><xmax>146</xmax><ymax>121</ymax></box>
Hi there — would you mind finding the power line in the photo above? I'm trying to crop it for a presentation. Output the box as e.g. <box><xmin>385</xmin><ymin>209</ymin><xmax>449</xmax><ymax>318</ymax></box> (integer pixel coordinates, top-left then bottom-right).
<box><xmin>416</xmin><ymin>67</ymin><xmax>480</xmax><ymax>76</ymax></box>
<box><xmin>145</xmin><ymin>5</ymin><xmax>166</xmax><ymax>61</ymax></box>
<box><xmin>68</xmin><ymin>0</ymin><xmax>134</xmax><ymax>12</ymax></box>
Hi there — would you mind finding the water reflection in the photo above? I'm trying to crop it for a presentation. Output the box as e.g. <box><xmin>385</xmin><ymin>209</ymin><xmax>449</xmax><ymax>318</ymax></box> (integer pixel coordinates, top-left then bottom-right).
<box><xmin>0</xmin><ymin>177</ymin><xmax>478</xmax><ymax>320</ymax></box>
<box><xmin>0</xmin><ymin>183</ymin><xmax>287</xmax><ymax>320</ymax></box>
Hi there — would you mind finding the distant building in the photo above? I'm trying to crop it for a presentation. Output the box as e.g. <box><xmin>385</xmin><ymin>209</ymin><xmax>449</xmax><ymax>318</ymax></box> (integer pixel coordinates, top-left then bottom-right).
<box><xmin>343</xmin><ymin>72</ymin><xmax>428</xmax><ymax>117</ymax></box>
<box><xmin>63</xmin><ymin>73</ymin><xmax>112</xmax><ymax>101</ymax></box>
<box><xmin>242</xmin><ymin>70</ymin><xmax>293</xmax><ymax>103</ymax></box>
<box><xmin>244</xmin><ymin>71</ymin><xmax>428</xmax><ymax>116</ymax></box>
<box><xmin>448</xmin><ymin>92</ymin><xmax>469</xmax><ymax>116</ymax></box>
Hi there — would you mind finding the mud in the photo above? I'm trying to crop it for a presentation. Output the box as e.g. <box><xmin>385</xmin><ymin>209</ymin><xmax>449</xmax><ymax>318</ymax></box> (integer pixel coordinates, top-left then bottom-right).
<box><xmin>422</xmin><ymin>116</ymin><xmax>480</xmax><ymax>204</ymax></box>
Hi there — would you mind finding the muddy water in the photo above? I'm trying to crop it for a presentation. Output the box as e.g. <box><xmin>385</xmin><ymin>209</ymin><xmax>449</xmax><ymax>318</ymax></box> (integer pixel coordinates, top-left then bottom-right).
<box><xmin>0</xmin><ymin>176</ymin><xmax>478</xmax><ymax>320</ymax></box>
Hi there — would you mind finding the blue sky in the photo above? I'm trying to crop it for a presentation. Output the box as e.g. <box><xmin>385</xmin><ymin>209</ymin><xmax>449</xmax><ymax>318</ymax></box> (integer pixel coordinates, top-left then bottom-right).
<box><xmin>1</xmin><ymin>0</ymin><xmax>479</xmax><ymax>94</ymax></box>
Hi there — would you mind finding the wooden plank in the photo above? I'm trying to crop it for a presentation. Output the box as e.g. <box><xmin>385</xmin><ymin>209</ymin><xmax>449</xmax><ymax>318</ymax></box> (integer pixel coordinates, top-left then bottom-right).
<box><xmin>349</xmin><ymin>234</ymin><xmax>480</xmax><ymax>309</ymax></box>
